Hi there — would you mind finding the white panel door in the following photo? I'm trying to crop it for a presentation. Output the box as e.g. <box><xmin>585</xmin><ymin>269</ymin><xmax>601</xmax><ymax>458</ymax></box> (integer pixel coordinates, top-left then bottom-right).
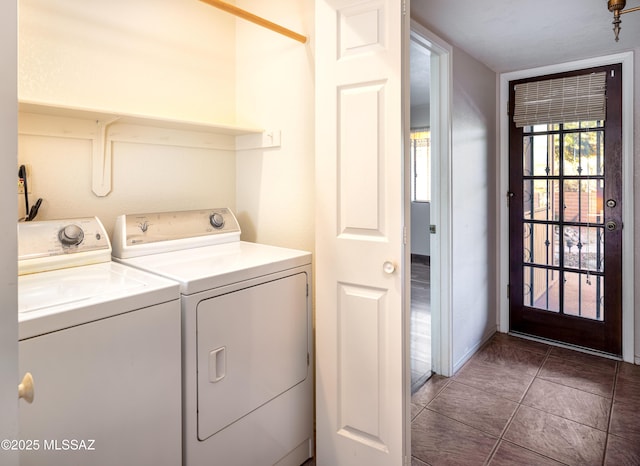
<box><xmin>315</xmin><ymin>1</ymin><xmax>407</xmax><ymax>465</ymax></box>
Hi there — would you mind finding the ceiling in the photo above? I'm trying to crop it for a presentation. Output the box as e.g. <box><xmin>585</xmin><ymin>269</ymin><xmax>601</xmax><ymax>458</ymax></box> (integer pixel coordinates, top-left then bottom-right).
<box><xmin>410</xmin><ymin>0</ymin><xmax>640</xmax><ymax>73</ymax></box>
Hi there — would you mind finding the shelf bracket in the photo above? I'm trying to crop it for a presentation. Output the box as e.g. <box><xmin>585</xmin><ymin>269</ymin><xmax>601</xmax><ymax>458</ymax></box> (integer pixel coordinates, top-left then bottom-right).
<box><xmin>92</xmin><ymin>117</ymin><xmax>120</xmax><ymax>197</ymax></box>
<box><xmin>235</xmin><ymin>129</ymin><xmax>282</xmax><ymax>151</ymax></box>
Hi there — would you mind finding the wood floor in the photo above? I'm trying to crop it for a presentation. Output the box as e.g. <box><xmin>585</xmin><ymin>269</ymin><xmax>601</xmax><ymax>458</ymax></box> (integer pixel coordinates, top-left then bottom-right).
<box><xmin>411</xmin><ymin>259</ymin><xmax>431</xmax><ymax>392</ymax></box>
<box><xmin>411</xmin><ymin>333</ymin><xmax>640</xmax><ymax>465</ymax></box>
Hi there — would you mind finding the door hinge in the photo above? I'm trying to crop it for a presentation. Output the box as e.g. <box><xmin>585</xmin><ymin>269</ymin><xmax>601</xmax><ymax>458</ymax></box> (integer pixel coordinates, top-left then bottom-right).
<box><xmin>403</xmin><ymin>226</ymin><xmax>408</xmax><ymax>245</ymax></box>
<box><xmin>402</xmin><ymin>0</ymin><xmax>407</xmax><ymax>15</ymax></box>
<box><xmin>507</xmin><ymin>284</ymin><xmax>510</xmax><ymax>299</ymax></box>
<box><xmin>507</xmin><ymin>191</ymin><xmax>514</xmax><ymax>207</ymax></box>
<box><xmin>430</xmin><ymin>224</ymin><xmax>436</xmax><ymax>234</ymax></box>
<box><xmin>306</xmin><ymin>283</ymin><xmax>309</xmax><ymax>297</ymax></box>
<box><xmin>307</xmin><ymin>352</ymin><xmax>310</xmax><ymax>366</ymax></box>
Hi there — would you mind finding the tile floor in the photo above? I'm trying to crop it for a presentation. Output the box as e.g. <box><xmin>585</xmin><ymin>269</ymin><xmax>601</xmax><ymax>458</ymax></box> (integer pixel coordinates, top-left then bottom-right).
<box><xmin>411</xmin><ymin>333</ymin><xmax>640</xmax><ymax>466</ymax></box>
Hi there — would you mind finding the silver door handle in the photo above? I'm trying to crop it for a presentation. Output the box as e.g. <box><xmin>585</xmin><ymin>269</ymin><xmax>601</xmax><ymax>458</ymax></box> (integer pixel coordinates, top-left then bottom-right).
<box><xmin>606</xmin><ymin>221</ymin><xmax>617</xmax><ymax>231</ymax></box>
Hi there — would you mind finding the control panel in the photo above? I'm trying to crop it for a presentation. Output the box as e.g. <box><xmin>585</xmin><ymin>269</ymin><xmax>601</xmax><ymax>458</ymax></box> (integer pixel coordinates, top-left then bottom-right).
<box><xmin>18</xmin><ymin>217</ymin><xmax>111</xmax><ymax>275</ymax></box>
<box><xmin>112</xmin><ymin>208</ymin><xmax>242</xmax><ymax>259</ymax></box>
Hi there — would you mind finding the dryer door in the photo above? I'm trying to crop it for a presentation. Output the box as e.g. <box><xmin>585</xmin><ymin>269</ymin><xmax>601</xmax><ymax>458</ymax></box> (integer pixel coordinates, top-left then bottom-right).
<box><xmin>196</xmin><ymin>272</ymin><xmax>309</xmax><ymax>440</ymax></box>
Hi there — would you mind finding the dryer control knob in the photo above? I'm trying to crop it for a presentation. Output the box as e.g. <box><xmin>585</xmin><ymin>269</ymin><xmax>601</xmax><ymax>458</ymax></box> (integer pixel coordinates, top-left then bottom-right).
<box><xmin>209</xmin><ymin>213</ymin><xmax>225</xmax><ymax>229</ymax></box>
<box><xmin>58</xmin><ymin>224</ymin><xmax>85</xmax><ymax>246</ymax></box>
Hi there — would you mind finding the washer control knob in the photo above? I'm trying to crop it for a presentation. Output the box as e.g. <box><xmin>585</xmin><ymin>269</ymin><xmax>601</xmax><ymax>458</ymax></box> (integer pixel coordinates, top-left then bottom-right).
<box><xmin>58</xmin><ymin>224</ymin><xmax>84</xmax><ymax>246</ymax></box>
<box><xmin>209</xmin><ymin>213</ymin><xmax>225</xmax><ymax>229</ymax></box>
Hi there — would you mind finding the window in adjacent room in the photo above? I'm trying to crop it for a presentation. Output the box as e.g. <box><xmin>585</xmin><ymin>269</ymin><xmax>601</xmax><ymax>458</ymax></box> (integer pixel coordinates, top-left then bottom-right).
<box><xmin>411</xmin><ymin>128</ymin><xmax>431</xmax><ymax>202</ymax></box>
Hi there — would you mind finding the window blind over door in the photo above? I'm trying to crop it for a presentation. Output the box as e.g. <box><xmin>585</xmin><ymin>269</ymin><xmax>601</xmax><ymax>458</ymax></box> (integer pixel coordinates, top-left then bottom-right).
<box><xmin>513</xmin><ymin>72</ymin><xmax>607</xmax><ymax>127</ymax></box>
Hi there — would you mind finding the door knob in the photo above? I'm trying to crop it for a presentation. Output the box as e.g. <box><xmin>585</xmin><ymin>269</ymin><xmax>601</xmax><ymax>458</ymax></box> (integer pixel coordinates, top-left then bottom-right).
<box><xmin>18</xmin><ymin>372</ymin><xmax>34</xmax><ymax>403</ymax></box>
<box><xmin>383</xmin><ymin>261</ymin><xmax>396</xmax><ymax>274</ymax></box>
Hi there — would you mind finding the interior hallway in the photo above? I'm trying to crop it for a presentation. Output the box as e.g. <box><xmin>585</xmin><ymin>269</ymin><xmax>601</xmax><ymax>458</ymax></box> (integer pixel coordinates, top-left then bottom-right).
<box><xmin>411</xmin><ymin>333</ymin><xmax>640</xmax><ymax>465</ymax></box>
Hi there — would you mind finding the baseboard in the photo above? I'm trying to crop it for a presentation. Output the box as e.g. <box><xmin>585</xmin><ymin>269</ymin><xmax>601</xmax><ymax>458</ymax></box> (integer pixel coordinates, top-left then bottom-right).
<box><xmin>452</xmin><ymin>326</ymin><xmax>497</xmax><ymax>374</ymax></box>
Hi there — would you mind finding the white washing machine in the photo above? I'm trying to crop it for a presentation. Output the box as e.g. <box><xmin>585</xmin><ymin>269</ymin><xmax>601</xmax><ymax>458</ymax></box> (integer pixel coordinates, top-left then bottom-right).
<box><xmin>18</xmin><ymin>217</ymin><xmax>182</xmax><ymax>466</ymax></box>
<box><xmin>111</xmin><ymin>208</ymin><xmax>313</xmax><ymax>466</ymax></box>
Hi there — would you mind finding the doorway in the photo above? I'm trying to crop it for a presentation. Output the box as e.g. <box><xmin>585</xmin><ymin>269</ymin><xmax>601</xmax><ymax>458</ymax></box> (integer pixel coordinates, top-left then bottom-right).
<box><xmin>408</xmin><ymin>22</ymin><xmax>453</xmax><ymax>391</ymax></box>
<box><xmin>409</xmin><ymin>38</ymin><xmax>432</xmax><ymax>393</ymax></box>
<box><xmin>508</xmin><ymin>65</ymin><xmax>623</xmax><ymax>355</ymax></box>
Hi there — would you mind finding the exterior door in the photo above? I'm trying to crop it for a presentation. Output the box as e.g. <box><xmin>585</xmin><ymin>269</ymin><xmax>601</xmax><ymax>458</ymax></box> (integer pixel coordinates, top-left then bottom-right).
<box><xmin>315</xmin><ymin>0</ymin><xmax>407</xmax><ymax>465</ymax></box>
<box><xmin>508</xmin><ymin>64</ymin><xmax>623</xmax><ymax>355</ymax></box>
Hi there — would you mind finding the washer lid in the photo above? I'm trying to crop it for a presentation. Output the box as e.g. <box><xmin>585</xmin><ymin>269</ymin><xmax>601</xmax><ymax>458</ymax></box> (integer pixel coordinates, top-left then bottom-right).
<box><xmin>18</xmin><ymin>262</ymin><xmax>179</xmax><ymax>339</ymax></box>
<box><xmin>116</xmin><ymin>241</ymin><xmax>311</xmax><ymax>295</ymax></box>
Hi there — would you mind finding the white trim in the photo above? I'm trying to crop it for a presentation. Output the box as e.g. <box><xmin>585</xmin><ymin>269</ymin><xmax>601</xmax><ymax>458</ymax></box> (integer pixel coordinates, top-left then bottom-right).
<box><xmin>0</xmin><ymin>0</ymin><xmax>18</xmax><ymax>455</ymax></box>
<box><xmin>409</xmin><ymin>20</ymin><xmax>453</xmax><ymax>376</ymax></box>
<box><xmin>499</xmin><ymin>52</ymin><xmax>635</xmax><ymax>362</ymax></box>
<box><xmin>452</xmin><ymin>326</ymin><xmax>496</xmax><ymax>373</ymax></box>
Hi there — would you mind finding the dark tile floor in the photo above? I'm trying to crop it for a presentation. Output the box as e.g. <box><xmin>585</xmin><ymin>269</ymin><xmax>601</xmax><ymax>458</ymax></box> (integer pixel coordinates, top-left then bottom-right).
<box><xmin>411</xmin><ymin>333</ymin><xmax>640</xmax><ymax>466</ymax></box>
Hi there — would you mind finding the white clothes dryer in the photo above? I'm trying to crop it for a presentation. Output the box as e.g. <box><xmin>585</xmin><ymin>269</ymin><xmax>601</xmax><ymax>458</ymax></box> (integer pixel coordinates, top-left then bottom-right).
<box><xmin>17</xmin><ymin>217</ymin><xmax>182</xmax><ymax>466</ymax></box>
<box><xmin>112</xmin><ymin>208</ymin><xmax>313</xmax><ymax>466</ymax></box>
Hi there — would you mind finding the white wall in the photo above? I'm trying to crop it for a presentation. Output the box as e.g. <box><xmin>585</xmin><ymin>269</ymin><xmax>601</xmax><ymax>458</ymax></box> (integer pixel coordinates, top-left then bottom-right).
<box><xmin>0</xmin><ymin>0</ymin><xmax>18</xmax><ymax>462</ymax></box>
<box><xmin>411</xmin><ymin>202</ymin><xmax>430</xmax><ymax>256</ymax></box>
<box><xmin>17</xmin><ymin>0</ymin><xmax>240</xmax><ymax>236</ymax></box>
<box><xmin>450</xmin><ymin>46</ymin><xmax>498</xmax><ymax>371</ymax></box>
<box><xmin>17</xmin><ymin>126</ymin><xmax>236</xmax><ymax>236</ymax></box>
<box><xmin>19</xmin><ymin>0</ymin><xmax>236</xmax><ymax>125</ymax></box>
<box><xmin>411</xmin><ymin>103</ymin><xmax>430</xmax><ymax>128</ymax></box>
<box><xmin>235</xmin><ymin>0</ymin><xmax>315</xmax><ymax>253</ymax></box>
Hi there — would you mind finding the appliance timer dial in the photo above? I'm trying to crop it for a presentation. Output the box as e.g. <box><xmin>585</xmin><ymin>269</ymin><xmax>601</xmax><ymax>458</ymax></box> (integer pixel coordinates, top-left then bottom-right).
<box><xmin>209</xmin><ymin>213</ymin><xmax>225</xmax><ymax>229</ymax></box>
<box><xmin>58</xmin><ymin>224</ymin><xmax>85</xmax><ymax>246</ymax></box>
